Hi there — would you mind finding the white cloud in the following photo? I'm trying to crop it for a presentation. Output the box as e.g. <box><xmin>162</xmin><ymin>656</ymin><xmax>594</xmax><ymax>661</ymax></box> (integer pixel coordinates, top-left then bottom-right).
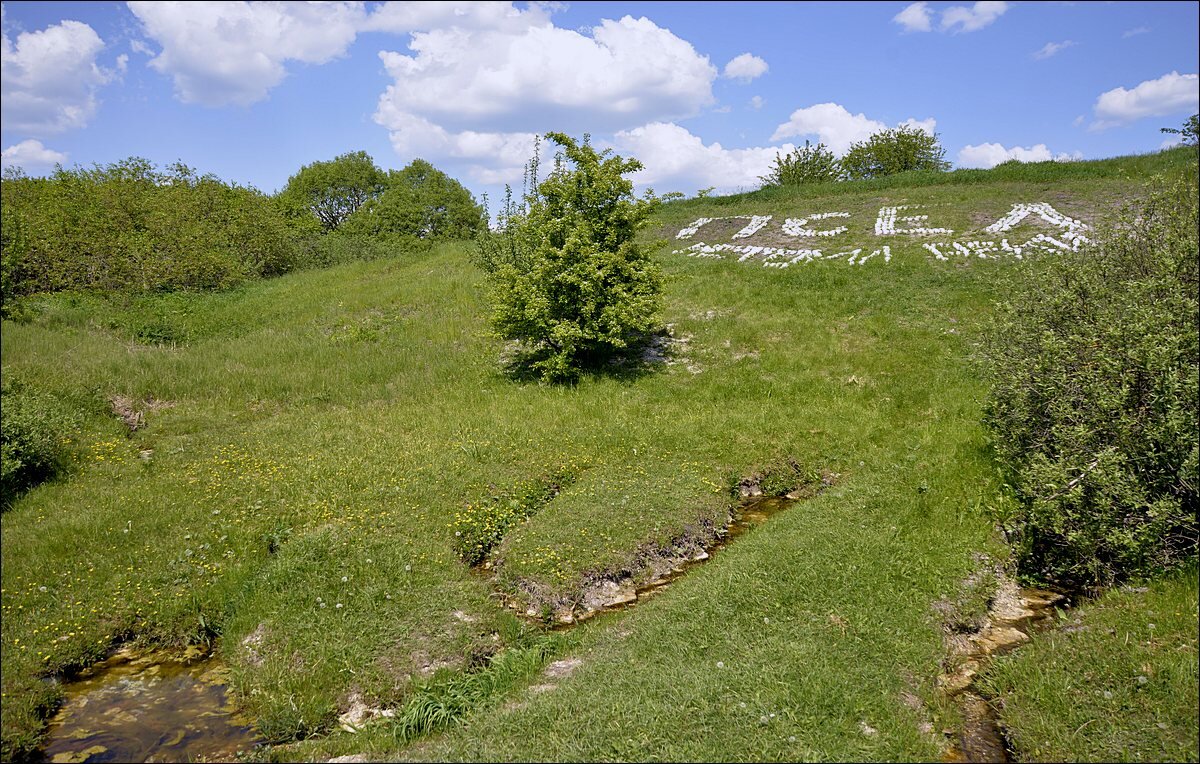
<box><xmin>1090</xmin><ymin>71</ymin><xmax>1200</xmax><ymax>130</ymax></box>
<box><xmin>376</xmin><ymin>111</ymin><xmax>539</xmax><ymax>185</ymax></box>
<box><xmin>894</xmin><ymin>2</ymin><xmax>933</xmax><ymax>33</ymax></box>
<box><xmin>899</xmin><ymin>117</ymin><xmax>937</xmax><ymax>135</ymax></box>
<box><xmin>723</xmin><ymin>52</ymin><xmax>768</xmax><ymax>82</ymax></box>
<box><xmin>1122</xmin><ymin>26</ymin><xmax>1150</xmax><ymax>38</ymax></box>
<box><xmin>374</xmin><ymin>14</ymin><xmax>716</xmax><ymax>137</ymax></box>
<box><xmin>128</xmin><ymin>1</ymin><xmax>366</xmax><ymax>107</ymax></box>
<box><xmin>362</xmin><ymin>1</ymin><xmax>552</xmax><ymax>34</ymax></box>
<box><xmin>770</xmin><ymin>103</ymin><xmax>936</xmax><ymax>155</ymax></box>
<box><xmin>1</xmin><ymin>17</ymin><xmax>113</xmax><ymax>134</ymax></box>
<box><xmin>940</xmin><ymin>1</ymin><xmax>1008</xmax><ymax>33</ymax></box>
<box><xmin>1032</xmin><ymin>40</ymin><xmax>1076</xmax><ymax>60</ymax></box>
<box><xmin>1</xmin><ymin>138</ymin><xmax>67</xmax><ymax>170</ymax></box>
<box><xmin>895</xmin><ymin>1</ymin><xmax>1007</xmax><ymax>34</ymax></box>
<box><xmin>609</xmin><ymin>122</ymin><xmax>794</xmax><ymax>195</ymax></box>
<box><xmin>1161</xmin><ymin>135</ymin><xmax>1184</xmax><ymax>149</ymax></box>
<box><xmin>749</xmin><ymin>95</ymin><xmax>765</xmax><ymax>110</ymax></box>
<box><xmin>957</xmin><ymin>142</ymin><xmax>1080</xmax><ymax>168</ymax></box>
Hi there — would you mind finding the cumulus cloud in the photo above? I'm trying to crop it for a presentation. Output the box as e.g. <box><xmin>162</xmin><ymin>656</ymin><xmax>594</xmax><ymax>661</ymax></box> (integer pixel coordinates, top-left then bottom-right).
<box><xmin>1032</xmin><ymin>40</ymin><xmax>1076</xmax><ymax>60</ymax></box>
<box><xmin>893</xmin><ymin>2</ymin><xmax>933</xmax><ymax>33</ymax></box>
<box><xmin>128</xmin><ymin>1</ymin><xmax>366</xmax><ymax>106</ymax></box>
<box><xmin>770</xmin><ymin>103</ymin><xmax>936</xmax><ymax>155</ymax></box>
<box><xmin>957</xmin><ymin>142</ymin><xmax>1081</xmax><ymax>168</ymax></box>
<box><xmin>1</xmin><ymin>138</ymin><xmax>67</xmax><ymax>170</ymax></box>
<box><xmin>1090</xmin><ymin>71</ymin><xmax>1199</xmax><ymax>130</ymax></box>
<box><xmin>1</xmin><ymin>17</ymin><xmax>114</xmax><ymax>133</ymax></box>
<box><xmin>375</xmin><ymin>109</ymin><xmax>540</xmax><ymax>185</ymax></box>
<box><xmin>363</xmin><ymin>1</ymin><xmax>551</xmax><ymax>34</ymax></box>
<box><xmin>940</xmin><ymin>1</ymin><xmax>1008</xmax><ymax>33</ymax></box>
<box><xmin>1122</xmin><ymin>26</ymin><xmax>1150</xmax><ymax>38</ymax></box>
<box><xmin>609</xmin><ymin>122</ymin><xmax>793</xmax><ymax>195</ymax></box>
<box><xmin>895</xmin><ymin>1</ymin><xmax>1007</xmax><ymax>33</ymax></box>
<box><xmin>723</xmin><ymin>53</ymin><xmax>768</xmax><ymax>82</ymax></box>
<box><xmin>374</xmin><ymin>14</ymin><xmax>716</xmax><ymax>138</ymax></box>
<box><xmin>749</xmin><ymin>95</ymin><xmax>765</xmax><ymax>110</ymax></box>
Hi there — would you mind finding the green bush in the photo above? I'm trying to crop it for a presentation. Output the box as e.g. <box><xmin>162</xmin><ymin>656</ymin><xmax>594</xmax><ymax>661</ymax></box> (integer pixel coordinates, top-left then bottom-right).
<box><xmin>277</xmin><ymin>150</ymin><xmax>386</xmax><ymax>233</ymax></box>
<box><xmin>475</xmin><ymin>133</ymin><xmax>663</xmax><ymax>383</ymax></box>
<box><xmin>760</xmin><ymin>140</ymin><xmax>842</xmax><ymax>186</ymax></box>
<box><xmin>980</xmin><ymin>171</ymin><xmax>1199</xmax><ymax>588</ymax></box>
<box><xmin>0</xmin><ymin>159</ymin><xmax>301</xmax><ymax>299</ymax></box>
<box><xmin>1</xmin><ymin>377</ymin><xmax>81</xmax><ymax>508</ymax></box>
<box><xmin>841</xmin><ymin>126</ymin><xmax>949</xmax><ymax>180</ymax></box>
<box><xmin>341</xmin><ymin>159</ymin><xmax>486</xmax><ymax>242</ymax></box>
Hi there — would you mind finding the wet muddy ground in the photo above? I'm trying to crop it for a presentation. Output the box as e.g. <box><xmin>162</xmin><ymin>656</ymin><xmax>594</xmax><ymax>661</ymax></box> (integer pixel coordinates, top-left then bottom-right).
<box><xmin>939</xmin><ymin>585</ymin><xmax>1065</xmax><ymax>763</ymax></box>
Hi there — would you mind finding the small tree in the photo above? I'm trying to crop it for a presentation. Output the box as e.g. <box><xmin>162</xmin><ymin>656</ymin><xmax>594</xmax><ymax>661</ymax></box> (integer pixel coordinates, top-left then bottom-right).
<box><xmin>1161</xmin><ymin>113</ymin><xmax>1199</xmax><ymax>147</ymax></box>
<box><xmin>841</xmin><ymin>126</ymin><xmax>949</xmax><ymax>180</ymax></box>
<box><xmin>760</xmin><ymin>140</ymin><xmax>842</xmax><ymax>187</ymax></box>
<box><xmin>341</xmin><ymin>159</ymin><xmax>485</xmax><ymax>241</ymax></box>
<box><xmin>475</xmin><ymin>133</ymin><xmax>662</xmax><ymax>383</ymax></box>
<box><xmin>279</xmin><ymin>150</ymin><xmax>386</xmax><ymax>232</ymax></box>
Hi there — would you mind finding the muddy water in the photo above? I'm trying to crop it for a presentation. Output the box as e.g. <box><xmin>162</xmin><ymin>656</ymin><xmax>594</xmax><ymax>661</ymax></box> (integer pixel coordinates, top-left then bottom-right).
<box><xmin>40</xmin><ymin>647</ymin><xmax>258</xmax><ymax>764</ymax></box>
<box><xmin>940</xmin><ymin>586</ymin><xmax>1065</xmax><ymax>763</ymax></box>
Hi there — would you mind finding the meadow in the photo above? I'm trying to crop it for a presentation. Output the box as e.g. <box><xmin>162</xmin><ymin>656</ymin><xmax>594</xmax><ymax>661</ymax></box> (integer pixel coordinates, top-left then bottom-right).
<box><xmin>1</xmin><ymin>147</ymin><xmax>1195</xmax><ymax>762</ymax></box>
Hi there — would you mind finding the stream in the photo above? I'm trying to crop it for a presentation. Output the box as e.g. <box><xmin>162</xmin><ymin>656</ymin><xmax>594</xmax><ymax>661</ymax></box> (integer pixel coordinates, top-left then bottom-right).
<box><xmin>939</xmin><ymin>585</ymin><xmax>1065</xmax><ymax>762</ymax></box>
<box><xmin>39</xmin><ymin>646</ymin><xmax>258</xmax><ymax>764</ymax></box>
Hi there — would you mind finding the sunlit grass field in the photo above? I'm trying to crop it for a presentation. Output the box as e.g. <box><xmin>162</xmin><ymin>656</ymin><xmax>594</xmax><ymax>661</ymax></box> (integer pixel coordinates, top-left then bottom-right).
<box><xmin>2</xmin><ymin>148</ymin><xmax>1195</xmax><ymax>762</ymax></box>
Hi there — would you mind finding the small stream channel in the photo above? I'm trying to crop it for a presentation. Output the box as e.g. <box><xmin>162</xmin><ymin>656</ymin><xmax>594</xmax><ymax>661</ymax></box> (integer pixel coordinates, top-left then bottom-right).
<box><xmin>38</xmin><ymin>646</ymin><xmax>258</xmax><ymax>763</ymax></box>
<box><xmin>36</xmin><ymin>491</ymin><xmax>1053</xmax><ymax>763</ymax></box>
<box><xmin>939</xmin><ymin>585</ymin><xmax>1065</xmax><ymax>763</ymax></box>
<box><xmin>488</xmin><ymin>495</ymin><xmax>797</xmax><ymax>627</ymax></box>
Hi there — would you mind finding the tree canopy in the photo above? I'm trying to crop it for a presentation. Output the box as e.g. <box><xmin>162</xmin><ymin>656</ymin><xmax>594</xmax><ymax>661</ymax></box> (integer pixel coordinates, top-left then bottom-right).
<box><xmin>279</xmin><ymin>150</ymin><xmax>386</xmax><ymax>232</ymax></box>
<box><xmin>341</xmin><ymin>159</ymin><xmax>486</xmax><ymax>241</ymax></box>
<box><xmin>841</xmin><ymin>126</ymin><xmax>950</xmax><ymax>180</ymax></box>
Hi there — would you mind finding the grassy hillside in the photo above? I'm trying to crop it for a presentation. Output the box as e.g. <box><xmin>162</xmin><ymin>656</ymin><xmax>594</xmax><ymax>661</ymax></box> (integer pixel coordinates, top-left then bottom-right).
<box><xmin>1</xmin><ymin>148</ymin><xmax>1195</xmax><ymax>762</ymax></box>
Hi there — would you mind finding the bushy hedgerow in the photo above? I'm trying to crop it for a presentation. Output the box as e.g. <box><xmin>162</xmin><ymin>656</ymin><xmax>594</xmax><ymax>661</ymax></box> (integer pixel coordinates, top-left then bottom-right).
<box><xmin>980</xmin><ymin>170</ymin><xmax>1199</xmax><ymax>588</ymax></box>
<box><xmin>341</xmin><ymin>159</ymin><xmax>486</xmax><ymax>242</ymax></box>
<box><xmin>0</xmin><ymin>376</ymin><xmax>81</xmax><ymax>508</ymax></box>
<box><xmin>0</xmin><ymin>159</ymin><xmax>301</xmax><ymax>306</ymax></box>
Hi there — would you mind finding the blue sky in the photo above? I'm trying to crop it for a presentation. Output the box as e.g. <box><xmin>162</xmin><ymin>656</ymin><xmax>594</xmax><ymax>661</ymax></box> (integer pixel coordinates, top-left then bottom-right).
<box><xmin>2</xmin><ymin>1</ymin><xmax>1197</xmax><ymax>205</ymax></box>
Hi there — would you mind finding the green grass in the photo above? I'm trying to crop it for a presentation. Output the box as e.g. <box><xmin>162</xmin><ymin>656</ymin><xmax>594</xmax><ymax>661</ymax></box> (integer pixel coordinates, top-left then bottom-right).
<box><xmin>980</xmin><ymin>568</ymin><xmax>1199</xmax><ymax>762</ymax></box>
<box><xmin>2</xmin><ymin>147</ymin><xmax>1195</xmax><ymax>762</ymax></box>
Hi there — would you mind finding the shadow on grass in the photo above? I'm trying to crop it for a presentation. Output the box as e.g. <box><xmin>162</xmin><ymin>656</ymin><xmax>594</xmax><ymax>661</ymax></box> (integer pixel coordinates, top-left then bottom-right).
<box><xmin>497</xmin><ymin>327</ymin><xmax>677</xmax><ymax>386</ymax></box>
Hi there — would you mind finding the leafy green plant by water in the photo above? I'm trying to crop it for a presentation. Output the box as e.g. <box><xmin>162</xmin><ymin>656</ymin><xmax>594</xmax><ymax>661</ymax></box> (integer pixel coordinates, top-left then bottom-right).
<box><xmin>980</xmin><ymin>170</ymin><xmax>1199</xmax><ymax>588</ymax></box>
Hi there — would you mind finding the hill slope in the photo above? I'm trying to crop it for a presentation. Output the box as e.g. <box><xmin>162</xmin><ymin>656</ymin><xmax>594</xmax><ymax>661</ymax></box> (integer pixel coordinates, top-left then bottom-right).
<box><xmin>1</xmin><ymin>148</ymin><xmax>1195</xmax><ymax>762</ymax></box>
